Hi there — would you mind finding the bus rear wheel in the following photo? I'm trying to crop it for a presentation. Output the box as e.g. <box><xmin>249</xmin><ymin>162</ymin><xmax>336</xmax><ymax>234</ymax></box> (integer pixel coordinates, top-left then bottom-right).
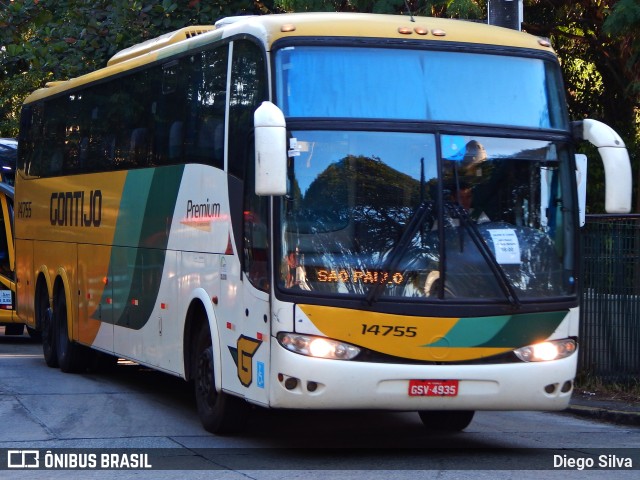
<box><xmin>194</xmin><ymin>324</ymin><xmax>246</xmax><ymax>435</ymax></box>
<box><xmin>418</xmin><ymin>410</ymin><xmax>475</xmax><ymax>432</ymax></box>
<box><xmin>54</xmin><ymin>289</ymin><xmax>86</xmax><ymax>373</ymax></box>
<box><xmin>41</xmin><ymin>306</ymin><xmax>58</xmax><ymax>368</ymax></box>
<box><xmin>36</xmin><ymin>280</ymin><xmax>58</xmax><ymax>367</ymax></box>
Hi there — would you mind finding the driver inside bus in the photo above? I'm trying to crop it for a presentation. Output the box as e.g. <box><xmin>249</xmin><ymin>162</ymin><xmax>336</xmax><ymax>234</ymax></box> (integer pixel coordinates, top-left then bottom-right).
<box><xmin>446</xmin><ymin>140</ymin><xmax>491</xmax><ymax>224</ymax></box>
<box><xmin>454</xmin><ymin>182</ymin><xmax>491</xmax><ymax>224</ymax></box>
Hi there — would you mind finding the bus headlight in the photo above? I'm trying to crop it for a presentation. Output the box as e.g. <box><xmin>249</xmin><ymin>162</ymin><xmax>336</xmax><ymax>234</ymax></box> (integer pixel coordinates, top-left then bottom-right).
<box><xmin>278</xmin><ymin>333</ymin><xmax>361</xmax><ymax>360</ymax></box>
<box><xmin>514</xmin><ymin>338</ymin><xmax>577</xmax><ymax>362</ymax></box>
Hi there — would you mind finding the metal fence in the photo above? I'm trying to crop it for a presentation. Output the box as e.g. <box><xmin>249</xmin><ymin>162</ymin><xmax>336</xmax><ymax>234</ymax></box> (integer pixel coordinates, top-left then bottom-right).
<box><xmin>579</xmin><ymin>214</ymin><xmax>640</xmax><ymax>383</ymax></box>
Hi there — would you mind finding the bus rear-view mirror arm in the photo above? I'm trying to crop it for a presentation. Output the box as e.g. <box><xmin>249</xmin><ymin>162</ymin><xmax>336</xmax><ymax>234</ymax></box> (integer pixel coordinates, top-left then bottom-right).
<box><xmin>572</xmin><ymin>119</ymin><xmax>632</xmax><ymax>214</ymax></box>
<box><xmin>254</xmin><ymin>101</ymin><xmax>288</xmax><ymax>196</ymax></box>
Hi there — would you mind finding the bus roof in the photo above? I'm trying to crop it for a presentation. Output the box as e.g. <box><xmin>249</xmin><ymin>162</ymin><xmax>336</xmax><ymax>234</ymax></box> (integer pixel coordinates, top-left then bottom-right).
<box><xmin>23</xmin><ymin>12</ymin><xmax>554</xmax><ymax>104</ymax></box>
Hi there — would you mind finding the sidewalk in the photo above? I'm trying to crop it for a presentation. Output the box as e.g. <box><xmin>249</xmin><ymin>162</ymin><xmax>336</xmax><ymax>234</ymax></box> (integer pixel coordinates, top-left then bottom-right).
<box><xmin>567</xmin><ymin>391</ymin><xmax>640</xmax><ymax>427</ymax></box>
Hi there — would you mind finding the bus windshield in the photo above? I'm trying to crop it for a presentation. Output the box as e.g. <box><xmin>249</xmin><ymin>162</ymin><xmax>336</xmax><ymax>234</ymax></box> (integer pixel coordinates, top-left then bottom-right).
<box><xmin>275</xmin><ymin>45</ymin><xmax>575</xmax><ymax>305</ymax></box>
<box><xmin>278</xmin><ymin>131</ymin><xmax>576</xmax><ymax>303</ymax></box>
<box><xmin>275</xmin><ymin>46</ymin><xmax>567</xmax><ymax>129</ymax></box>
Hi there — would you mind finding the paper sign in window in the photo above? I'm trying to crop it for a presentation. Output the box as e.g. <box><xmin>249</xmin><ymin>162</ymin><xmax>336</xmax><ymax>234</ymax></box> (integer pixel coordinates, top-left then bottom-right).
<box><xmin>488</xmin><ymin>229</ymin><xmax>521</xmax><ymax>264</ymax></box>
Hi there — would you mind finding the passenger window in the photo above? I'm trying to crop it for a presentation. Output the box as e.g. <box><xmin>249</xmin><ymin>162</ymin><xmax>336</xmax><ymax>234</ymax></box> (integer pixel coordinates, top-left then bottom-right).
<box><xmin>228</xmin><ymin>40</ymin><xmax>266</xmax><ymax>179</ymax></box>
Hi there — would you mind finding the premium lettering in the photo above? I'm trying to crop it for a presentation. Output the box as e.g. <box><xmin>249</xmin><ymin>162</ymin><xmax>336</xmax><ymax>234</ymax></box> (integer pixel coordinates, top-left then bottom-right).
<box><xmin>50</xmin><ymin>190</ymin><xmax>102</xmax><ymax>227</ymax></box>
<box><xmin>186</xmin><ymin>199</ymin><xmax>221</xmax><ymax>219</ymax></box>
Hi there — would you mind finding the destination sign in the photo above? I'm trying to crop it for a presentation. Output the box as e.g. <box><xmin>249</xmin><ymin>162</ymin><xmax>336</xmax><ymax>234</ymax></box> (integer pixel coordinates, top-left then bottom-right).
<box><xmin>316</xmin><ymin>269</ymin><xmax>405</xmax><ymax>285</ymax></box>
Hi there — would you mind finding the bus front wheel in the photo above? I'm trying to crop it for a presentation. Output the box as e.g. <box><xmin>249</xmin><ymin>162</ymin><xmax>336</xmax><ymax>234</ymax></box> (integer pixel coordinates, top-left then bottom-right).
<box><xmin>194</xmin><ymin>324</ymin><xmax>246</xmax><ymax>435</ymax></box>
<box><xmin>418</xmin><ymin>410</ymin><xmax>475</xmax><ymax>432</ymax></box>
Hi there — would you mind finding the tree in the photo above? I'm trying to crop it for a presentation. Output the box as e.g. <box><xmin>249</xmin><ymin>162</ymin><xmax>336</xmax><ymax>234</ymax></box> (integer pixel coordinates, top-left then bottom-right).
<box><xmin>523</xmin><ymin>0</ymin><xmax>640</xmax><ymax>212</ymax></box>
<box><xmin>2</xmin><ymin>1</ymin><xmax>637</xmax><ymax>211</ymax></box>
<box><xmin>279</xmin><ymin>1</ymin><xmax>640</xmax><ymax>213</ymax></box>
<box><xmin>0</xmin><ymin>1</ymin><xmax>278</xmax><ymax>136</ymax></box>
<box><xmin>603</xmin><ymin>0</ymin><xmax>640</xmax><ymax>97</ymax></box>
<box><xmin>275</xmin><ymin>0</ymin><xmax>484</xmax><ymax>17</ymax></box>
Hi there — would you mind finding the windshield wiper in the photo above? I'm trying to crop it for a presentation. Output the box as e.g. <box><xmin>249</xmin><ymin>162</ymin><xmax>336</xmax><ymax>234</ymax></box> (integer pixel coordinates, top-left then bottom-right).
<box><xmin>447</xmin><ymin>203</ymin><xmax>521</xmax><ymax>308</ymax></box>
<box><xmin>364</xmin><ymin>201</ymin><xmax>433</xmax><ymax>306</ymax></box>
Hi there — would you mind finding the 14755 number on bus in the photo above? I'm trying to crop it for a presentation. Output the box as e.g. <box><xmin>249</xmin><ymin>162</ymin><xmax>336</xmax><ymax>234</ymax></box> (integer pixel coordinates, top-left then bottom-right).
<box><xmin>361</xmin><ymin>324</ymin><xmax>417</xmax><ymax>337</ymax></box>
<box><xmin>17</xmin><ymin>201</ymin><xmax>32</xmax><ymax>218</ymax></box>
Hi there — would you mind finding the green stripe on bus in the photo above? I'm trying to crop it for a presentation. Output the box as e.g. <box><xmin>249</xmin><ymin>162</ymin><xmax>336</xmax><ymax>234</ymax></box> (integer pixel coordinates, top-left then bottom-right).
<box><xmin>425</xmin><ymin>311</ymin><xmax>568</xmax><ymax>348</ymax></box>
<box><xmin>107</xmin><ymin>165</ymin><xmax>185</xmax><ymax>329</ymax></box>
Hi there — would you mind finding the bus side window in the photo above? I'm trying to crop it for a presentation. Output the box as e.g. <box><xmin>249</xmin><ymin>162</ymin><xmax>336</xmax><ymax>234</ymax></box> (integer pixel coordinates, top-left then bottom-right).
<box><xmin>130</xmin><ymin>128</ymin><xmax>149</xmax><ymax>164</ymax></box>
<box><xmin>195</xmin><ymin>116</ymin><xmax>224</xmax><ymax>165</ymax></box>
<box><xmin>187</xmin><ymin>45</ymin><xmax>228</xmax><ymax>170</ymax></box>
<box><xmin>229</xmin><ymin>40</ymin><xmax>269</xmax><ymax>291</ymax></box>
<box><xmin>228</xmin><ymin>40</ymin><xmax>266</xmax><ymax>179</ymax></box>
<box><xmin>168</xmin><ymin>121</ymin><xmax>184</xmax><ymax>161</ymax></box>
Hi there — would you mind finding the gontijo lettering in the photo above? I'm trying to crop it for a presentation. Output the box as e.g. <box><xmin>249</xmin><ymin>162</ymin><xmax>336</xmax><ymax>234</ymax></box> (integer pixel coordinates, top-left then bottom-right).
<box><xmin>50</xmin><ymin>190</ymin><xmax>102</xmax><ymax>227</ymax></box>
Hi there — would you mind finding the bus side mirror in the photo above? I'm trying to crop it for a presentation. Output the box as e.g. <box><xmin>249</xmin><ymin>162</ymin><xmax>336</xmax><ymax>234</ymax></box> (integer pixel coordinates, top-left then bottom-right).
<box><xmin>254</xmin><ymin>101</ymin><xmax>287</xmax><ymax>196</ymax></box>
<box><xmin>572</xmin><ymin>119</ymin><xmax>632</xmax><ymax>214</ymax></box>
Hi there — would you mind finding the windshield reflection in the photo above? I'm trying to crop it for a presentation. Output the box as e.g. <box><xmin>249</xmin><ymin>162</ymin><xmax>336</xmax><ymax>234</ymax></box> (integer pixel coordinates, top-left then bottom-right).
<box><xmin>276</xmin><ymin>46</ymin><xmax>567</xmax><ymax>129</ymax></box>
<box><xmin>278</xmin><ymin>131</ymin><xmax>575</xmax><ymax>303</ymax></box>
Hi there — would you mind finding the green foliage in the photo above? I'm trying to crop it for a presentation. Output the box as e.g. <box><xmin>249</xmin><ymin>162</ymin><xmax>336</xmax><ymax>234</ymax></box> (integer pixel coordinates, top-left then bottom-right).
<box><xmin>422</xmin><ymin>0</ymin><xmax>483</xmax><ymax>18</ymax></box>
<box><xmin>0</xmin><ymin>1</ymin><xmax>277</xmax><ymax>136</ymax></box>
<box><xmin>603</xmin><ymin>0</ymin><xmax>640</xmax><ymax>97</ymax></box>
<box><xmin>274</xmin><ymin>0</ymin><xmax>483</xmax><ymax>17</ymax></box>
<box><xmin>0</xmin><ymin>1</ymin><xmax>637</xmax><ymax>212</ymax></box>
<box><xmin>524</xmin><ymin>0</ymin><xmax>640</xmax><ymax>213</ymax></box>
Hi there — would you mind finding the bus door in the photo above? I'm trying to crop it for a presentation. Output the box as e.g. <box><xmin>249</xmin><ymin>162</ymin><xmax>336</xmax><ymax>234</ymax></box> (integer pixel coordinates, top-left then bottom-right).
<box><xmin>215</xmin><ymin>188</ymin><xmax>271</xmax><ymax>407</ymax></box>
<box><xmin>215</xmin><ymin>135</ymin><xmax>271</xmax><ymax>404</ymax></box>
<box><xmin>222</xmin><ymin>37</ymin><xmax>271</xmax><ymax>406</ymax></box>
<box><xmin>238</xmin><ymin>206</ymin><xmax>271</xmax><ymax>406</ymax></box>
<box><xmin>210</xmin><ymin>257</ymin><xmax>267</xmax><ymax>404</ymax></box>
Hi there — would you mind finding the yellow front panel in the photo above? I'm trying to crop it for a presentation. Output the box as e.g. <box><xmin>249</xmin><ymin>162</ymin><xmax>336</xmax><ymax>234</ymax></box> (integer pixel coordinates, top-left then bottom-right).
<box><xmin>297</xmin><ymin>304</ymin><xmax>568</xmax><ymax>362</ymax></box>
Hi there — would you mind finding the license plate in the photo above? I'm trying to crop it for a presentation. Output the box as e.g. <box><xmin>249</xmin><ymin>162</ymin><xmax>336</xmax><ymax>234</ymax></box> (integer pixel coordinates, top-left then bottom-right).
<box><xmin>408</xmin><ymin>379</ymin><xmax>459</xmax><ymax>397</ymax></box>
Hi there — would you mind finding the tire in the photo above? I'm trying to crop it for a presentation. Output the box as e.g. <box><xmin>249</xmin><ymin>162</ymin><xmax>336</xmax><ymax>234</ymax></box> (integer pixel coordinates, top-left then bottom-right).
<box><xmin>418</xmin><ymin>410</ymin><xmax>475</xmax><ymax>432</ymax></box>
<box><xmin>36</xmin><ymin>281</ymin><xmax>57</xmax><ymax>367</ymax></box>
<box><xmin>41</xmin><ymin>307</ymin><xmax>58</xmax><ymax>368</ymax></box>
<box><xmin>194</xmin><ymin>324</ymin><xmax>246</xmax><ymax>435</ymax></box>
<box><xmin>54</xmin><ymin>289</ymin><xmax>86</xmax><ymax>373</ymax></box>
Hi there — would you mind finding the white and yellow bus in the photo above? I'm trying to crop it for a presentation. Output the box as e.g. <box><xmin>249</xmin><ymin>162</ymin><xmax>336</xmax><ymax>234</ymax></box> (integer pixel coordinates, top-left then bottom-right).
<box><xmin>15</xmin><ymin>13</ymin><xmax>632</xmax><ymax>433</ymax></box>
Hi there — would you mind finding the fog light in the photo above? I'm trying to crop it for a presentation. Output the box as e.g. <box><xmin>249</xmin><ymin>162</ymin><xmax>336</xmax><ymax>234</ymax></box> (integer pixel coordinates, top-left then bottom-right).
<box><xmin>561</xmin><ymin>381</ymin><xmax>573</xmax><ymax>393</ymax></box>
<box><xmin>284</xmin><ymin>377</ymin><xmax>298</xmax><ymax>390</ymax></box>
